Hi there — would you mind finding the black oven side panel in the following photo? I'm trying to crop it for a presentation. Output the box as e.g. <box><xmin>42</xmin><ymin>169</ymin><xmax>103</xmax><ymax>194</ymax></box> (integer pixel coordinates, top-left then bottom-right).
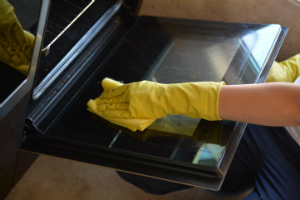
<box><xmin>0</xmin><ymin>91</ymin><xmax>31</xmax><ymax>199</ymax></box>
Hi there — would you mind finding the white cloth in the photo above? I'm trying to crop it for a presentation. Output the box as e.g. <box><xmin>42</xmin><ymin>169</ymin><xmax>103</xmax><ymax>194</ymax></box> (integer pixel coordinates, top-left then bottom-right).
<box><xmin>285</xmin><ymin>76</ymin><xmax>300</xmax><ymax>146</ymax></box>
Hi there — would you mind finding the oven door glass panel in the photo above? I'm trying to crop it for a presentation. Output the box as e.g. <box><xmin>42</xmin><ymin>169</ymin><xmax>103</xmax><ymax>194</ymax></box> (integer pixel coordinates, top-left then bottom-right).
<box><xmin>43</xmin><ymin>17</ymin><xmax>284</xmax><ymax>172</ymax></box>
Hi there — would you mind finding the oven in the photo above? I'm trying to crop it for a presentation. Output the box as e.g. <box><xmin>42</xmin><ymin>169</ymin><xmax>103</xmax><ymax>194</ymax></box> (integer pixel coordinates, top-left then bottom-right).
<box><xmin>0</xmin><ymin>0</ymin><xmax>287</xmax><ymax>196</ymax></box>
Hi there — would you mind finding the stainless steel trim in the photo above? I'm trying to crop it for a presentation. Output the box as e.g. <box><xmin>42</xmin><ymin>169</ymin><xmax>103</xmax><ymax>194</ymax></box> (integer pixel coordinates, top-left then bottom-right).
<box><xmin>0</xmin><ymin>0</ymin><xmax>50</xmax><ymax>120</ymax></box>
<box><xmin>33</xmin><ymin>0</ymin><xmax>123</xmax><ymax>99</ymax></box>
<box><xmin>41</xmin><ymin>0</ymin><xmax>95</xmax><ymax>56</ymax></box>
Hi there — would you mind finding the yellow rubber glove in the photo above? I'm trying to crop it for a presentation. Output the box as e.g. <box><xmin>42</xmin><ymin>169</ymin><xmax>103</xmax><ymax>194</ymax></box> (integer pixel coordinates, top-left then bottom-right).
<box><xmin>98</xmin><ymin>80</ymin><xmax>226</xmax><ymax>121</ymax></box>
<box><xmin>0</xmin><ymin>0</ymin><xmax>32</xmax><ymax>72</ymax></box>
<box><xmin>87</xmin><ymin>78</ymin><xmax>155</xmax><ymax>131</ymax></box>
<box><xmin>266</xmin><ymin>54</ymin><xmax>300</xmax><ymax>83</ymax></box>
<box><xmin>3</xmin><ymin>31</ymin><xmax>34</xmax><ymax>75</ymax></box>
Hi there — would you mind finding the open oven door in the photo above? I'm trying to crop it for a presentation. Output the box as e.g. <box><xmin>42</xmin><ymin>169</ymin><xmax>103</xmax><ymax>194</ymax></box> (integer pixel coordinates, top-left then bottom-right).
<box><xmin>18</xmin><ymin>0</ymin><xmax>287</xmax><ymax>191</ymax></box>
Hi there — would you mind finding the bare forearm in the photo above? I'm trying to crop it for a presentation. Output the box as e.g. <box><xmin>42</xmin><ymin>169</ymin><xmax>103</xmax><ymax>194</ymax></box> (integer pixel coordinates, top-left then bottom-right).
<box><xmin>218</xmin><ymin>83</ymin><xmax>300</xmax><ymax>126</ymax></box>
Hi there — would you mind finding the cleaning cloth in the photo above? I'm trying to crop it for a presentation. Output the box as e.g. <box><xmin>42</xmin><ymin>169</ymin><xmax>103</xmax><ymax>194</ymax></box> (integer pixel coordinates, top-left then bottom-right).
<box><xmin>87</xmin><ymin>78</ymin><xmax>155</xmax><ymax>131</ymax></box>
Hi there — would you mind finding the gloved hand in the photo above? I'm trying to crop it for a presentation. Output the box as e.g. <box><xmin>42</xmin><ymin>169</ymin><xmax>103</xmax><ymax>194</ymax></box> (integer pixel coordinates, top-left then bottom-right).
<box><xmin>0</xmin><ymin>0</ymin><xmax>32</xmax><ymax>69</ymax></box>
<box><xmin>97</xmin><ymin>80</ymin><xmax>226</xmax><ymax>121</ymax></box>
<box><xmin>87</xmin><ymin>78</ymin><xmax>155</xmax><ymax>131</ymax></box>
<box><xmin>266</xmin><ymin>54</ymin><xmax>300</xmax><ymax>82</ymax></box>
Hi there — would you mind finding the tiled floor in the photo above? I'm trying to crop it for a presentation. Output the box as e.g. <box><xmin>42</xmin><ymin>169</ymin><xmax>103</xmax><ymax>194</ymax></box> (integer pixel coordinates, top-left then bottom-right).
<box><xmin>5</xmin><ymin>155</ymin><xmax>253</xmax><ymax>200</ymax></box>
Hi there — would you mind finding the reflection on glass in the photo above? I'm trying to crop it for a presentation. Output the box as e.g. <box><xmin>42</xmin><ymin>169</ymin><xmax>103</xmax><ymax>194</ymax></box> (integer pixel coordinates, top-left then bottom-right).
<box><xmin>145</xmin><ymin>35</ymin><xmax>236</xmax><ymax>83</ymax></box>
<box><xmin>147</xmin><ymin>114</ymin><xmax>200</xmax><ymax>136</ymax></box>
<box><xmin>239</xmin><ymin>25</ymin><xmax>281</xmax><ymax>84</ymax></box>
<box><xmin>191</xmin><ymin>120</ymin><xmax>225</xmax><ymax>167</ymax></box>
<box><xmin>94</xmin><ymin>101</ymin><xmax>230</xmax><ymax>168</ymax></box>
<box><xmin>0</xmin><ymin>0</ymin><xmax>40</xmax><ymax>103</ymax></box>
<box><xmin>193</xmin><ymin>144</ymin><xmax>225</xmax><ymax>167</ymax></box>
<box><xmin>250</xmin><ymin>25</ymin><xmax>281</xmax><ymax>69</ymax></box>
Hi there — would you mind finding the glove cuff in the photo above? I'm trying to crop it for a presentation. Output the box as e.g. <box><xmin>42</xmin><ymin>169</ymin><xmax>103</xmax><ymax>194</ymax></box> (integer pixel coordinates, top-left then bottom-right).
<box><xmin>216</xmin><ymin>81</ymin><xmax>226</xmax><ymax>120</ymax></box>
